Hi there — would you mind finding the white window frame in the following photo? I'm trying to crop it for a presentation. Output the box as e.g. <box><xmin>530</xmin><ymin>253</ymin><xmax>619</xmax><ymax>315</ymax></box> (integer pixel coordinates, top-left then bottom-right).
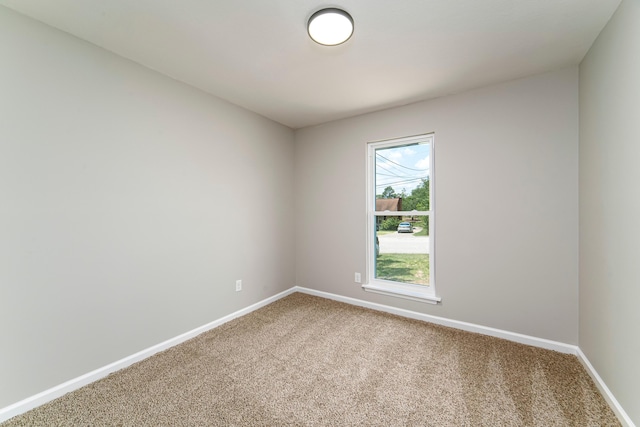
<box><xmin>363</xmin><ymin>133</ymin><xmax>441</xmax><ymax>304</ymax></box>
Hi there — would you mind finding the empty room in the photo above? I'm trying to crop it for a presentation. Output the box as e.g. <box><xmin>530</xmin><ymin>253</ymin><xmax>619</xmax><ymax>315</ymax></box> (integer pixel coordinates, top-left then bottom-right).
<box><xmin>1</xmin><ymin>0</ymin><xmax>638</xmax><ymax>425</ymax></box>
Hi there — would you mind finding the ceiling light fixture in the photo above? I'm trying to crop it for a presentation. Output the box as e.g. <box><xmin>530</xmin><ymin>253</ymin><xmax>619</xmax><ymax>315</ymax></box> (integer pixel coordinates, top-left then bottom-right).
<box><xmin>307</xmin><ymin>8</ymin><xmax>354</xmax><ymax>46</ymax></box>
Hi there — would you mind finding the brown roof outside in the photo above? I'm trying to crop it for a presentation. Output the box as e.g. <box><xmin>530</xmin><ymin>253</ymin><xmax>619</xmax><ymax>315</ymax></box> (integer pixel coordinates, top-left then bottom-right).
<box><xmin>376</xmin><ymin>198</ymin><xmax>402</xmax><ymax>211</ymax></box>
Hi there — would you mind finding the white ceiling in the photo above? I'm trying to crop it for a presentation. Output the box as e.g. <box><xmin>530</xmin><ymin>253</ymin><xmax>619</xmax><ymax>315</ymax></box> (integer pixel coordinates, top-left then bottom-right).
<box><xmin>0</xmin><ymin>0</ymin><xmax>621</xmax><ymax>129</ymax></box>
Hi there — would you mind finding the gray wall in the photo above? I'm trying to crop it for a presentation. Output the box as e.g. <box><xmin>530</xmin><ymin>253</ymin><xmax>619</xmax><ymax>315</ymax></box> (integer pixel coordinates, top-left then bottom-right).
<box><xmin>579</xmin><ymin>0</ymin><xmax>640</xmax><ymax>423</ymax></box>
<box><xmin>0</xmin><ymin>7</ymin><xmax>295</xmax><ymax>408</ymax></box>
<box><xmin>295</xmin><ymin>68</ymin><xmax>579</xmax><ymax>344</ymax></box>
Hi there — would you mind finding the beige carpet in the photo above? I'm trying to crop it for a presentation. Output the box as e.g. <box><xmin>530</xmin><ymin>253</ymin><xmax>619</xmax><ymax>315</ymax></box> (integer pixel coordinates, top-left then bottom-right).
<box><xmin>3</xmin><ymin>293</ymin><xmax>619</xmax><ymax>426</ymax></box>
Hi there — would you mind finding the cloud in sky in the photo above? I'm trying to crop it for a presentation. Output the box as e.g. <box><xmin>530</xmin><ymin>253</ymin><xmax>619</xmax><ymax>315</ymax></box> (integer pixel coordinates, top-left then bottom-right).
<box><xmin>387</xmin><ymin>150</ymin><xmax>403</xmax><ymax>161</ymax></box>
<box><xmin>415</xmin><ymin>156</ymin><xmax>430</xmax><ymax>170</ymax></box>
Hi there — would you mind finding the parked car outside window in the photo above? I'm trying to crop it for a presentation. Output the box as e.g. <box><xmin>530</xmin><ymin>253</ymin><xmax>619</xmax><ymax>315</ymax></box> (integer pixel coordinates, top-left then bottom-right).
<box><xmin>397</xmin><ymin>222</ymin><xmax>414</xmax><ymax>233</ymax></box>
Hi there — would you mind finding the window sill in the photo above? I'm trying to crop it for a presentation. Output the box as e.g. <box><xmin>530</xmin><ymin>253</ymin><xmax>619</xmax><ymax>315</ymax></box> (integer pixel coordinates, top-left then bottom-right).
<box><xmin>362</xmin><ymin>282</ymin><xmax>441</xmax><ymax>305</ymax></box>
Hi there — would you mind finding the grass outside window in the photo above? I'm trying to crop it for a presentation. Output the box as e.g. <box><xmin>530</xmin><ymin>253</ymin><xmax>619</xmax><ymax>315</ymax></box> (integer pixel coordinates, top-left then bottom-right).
<box><xmin>376</xmin><ymin>253</ymin><xmax>429</xmax><ymax>285</ymax></box>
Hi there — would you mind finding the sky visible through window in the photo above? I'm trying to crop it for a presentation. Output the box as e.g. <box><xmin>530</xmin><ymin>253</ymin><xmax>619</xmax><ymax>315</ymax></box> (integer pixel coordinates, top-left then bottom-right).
<box><xmin>375</xmin><ymin>143</ymin><xmax>430</xmax><ymax>198</ymax></box>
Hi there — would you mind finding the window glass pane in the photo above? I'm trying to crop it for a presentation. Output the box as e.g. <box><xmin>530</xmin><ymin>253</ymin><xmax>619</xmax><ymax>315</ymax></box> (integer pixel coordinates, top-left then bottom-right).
<box><xmin>375</xmin><ymin>143</ymin><xmax>430</xmax><ymax>211</ymax></box>
<box><xmin>374</xmin><ymin>215</ymin><xmax>430</xmax><ymax>286</ymax></box>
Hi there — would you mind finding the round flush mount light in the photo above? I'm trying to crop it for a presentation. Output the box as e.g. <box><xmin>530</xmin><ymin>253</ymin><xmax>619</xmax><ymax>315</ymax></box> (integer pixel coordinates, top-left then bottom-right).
<box><xmin>307</xmin><ymin>8</ymin><xmax>354</xmax><ymax>46</ymax></box>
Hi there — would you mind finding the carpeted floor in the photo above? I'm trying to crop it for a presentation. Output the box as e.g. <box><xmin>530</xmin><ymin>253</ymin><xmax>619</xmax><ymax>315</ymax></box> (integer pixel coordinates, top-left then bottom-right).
<box><xmin>3</xmin><ymin>292</ymin><xmax>619</xmax><ymax>426</ymax></box>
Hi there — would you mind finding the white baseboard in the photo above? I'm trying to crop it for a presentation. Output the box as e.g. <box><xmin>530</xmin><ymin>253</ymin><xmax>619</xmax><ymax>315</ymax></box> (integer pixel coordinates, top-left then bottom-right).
<box><xmin>294</xmin><ymin>286</ymin><xmax>635</xmax><ymax>427</ymax></box>
<box><xmin>294</xmin><ymin>286</ymin><xmax>578</xmax><ymax>354</ymax></box>
<box><xmin>0</xmin><ymin>287</ymin><xmax>296</xmax><ymax>423</ymax></box>
<box><xmin>576</xmin><ymin>348</ymin><xmax>636</xmax><ymax>427</ymax></box>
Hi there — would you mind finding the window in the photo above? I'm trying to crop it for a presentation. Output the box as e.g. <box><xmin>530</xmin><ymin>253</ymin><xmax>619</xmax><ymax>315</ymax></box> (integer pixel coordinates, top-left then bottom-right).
<box><xmin>364</xmin><ymin>134</ymin><xmax>440</xmax><ymax>304</ymax></box>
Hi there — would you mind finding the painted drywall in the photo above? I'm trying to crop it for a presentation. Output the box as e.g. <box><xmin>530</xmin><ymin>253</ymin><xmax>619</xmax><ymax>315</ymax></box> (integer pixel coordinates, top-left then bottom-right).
<box><xmin>579</xmin><ymin>0</ymin><xmax>640</xmax><ymax>423</ymax></box>
<box><xmin>295</xmin><ymin>68</ymin><xmax>579</xmax><ymax>344</ymax></box>
<box><xmin>0</xmin><ymin>6</ymin><xmax>295</xmax><ymax>408</ymax></box>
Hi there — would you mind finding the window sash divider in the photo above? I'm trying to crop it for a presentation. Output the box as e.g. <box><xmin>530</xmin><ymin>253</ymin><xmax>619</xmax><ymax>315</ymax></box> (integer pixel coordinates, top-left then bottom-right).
<box><xmin>373</xmin><ymin>211</ymin><xmax>430</xmax><ymax>216</ymax></box>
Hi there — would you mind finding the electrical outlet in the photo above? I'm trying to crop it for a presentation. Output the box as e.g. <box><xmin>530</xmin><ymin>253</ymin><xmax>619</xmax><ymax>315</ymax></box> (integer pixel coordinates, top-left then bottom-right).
<box><xmin>354</xmin><ymin>272</ymin><xmax>361</xmax><ymax>283</ymax></box>
<box><xmin>235</xmin><ymin>280</ymin><xmax>242</xmax><ymax>292</ymax></box>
